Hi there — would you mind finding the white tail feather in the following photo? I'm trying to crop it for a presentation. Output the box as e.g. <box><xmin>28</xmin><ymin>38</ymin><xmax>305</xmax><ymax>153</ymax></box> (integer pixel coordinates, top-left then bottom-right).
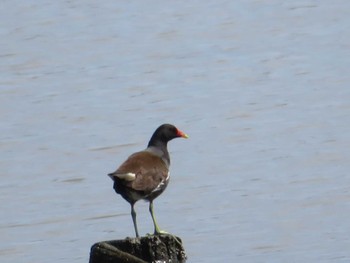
<box><xmin>112</xmin><ymin>172</ymin><xmax>136</xmax><ymax>181</ymax></box>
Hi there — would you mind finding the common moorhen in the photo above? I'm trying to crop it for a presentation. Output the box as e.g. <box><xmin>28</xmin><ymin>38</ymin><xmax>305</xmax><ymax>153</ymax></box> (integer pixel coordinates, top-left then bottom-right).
<box><xmin>108</xmin><ymin>123</ymin><xmax>188</xmax><ymax>237</ymax></box>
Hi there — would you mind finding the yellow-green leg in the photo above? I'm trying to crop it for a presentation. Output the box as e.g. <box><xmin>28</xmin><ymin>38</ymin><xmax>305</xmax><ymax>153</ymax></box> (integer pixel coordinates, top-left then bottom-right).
<box><xmin>149</xmin><ymin>201</ymin><xmax>165</xmax><ymax>235</ymax></box>
<box><xmin>148</xmin><ymin>201</ymin><xmax>182</xmax><ymax>245</ymax></box>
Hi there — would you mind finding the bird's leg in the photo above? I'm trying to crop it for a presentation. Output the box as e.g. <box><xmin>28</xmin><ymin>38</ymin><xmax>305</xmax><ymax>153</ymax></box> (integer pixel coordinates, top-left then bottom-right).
<box><xmin>149</xmin><ymin>201</ymin><xmax>183</xmax><ymax>245</ymax></box>
<box><xmin>131</xmin><ymin>203</ymin><xmax>139</xmax><ymax>238</ymax></box>
<box><xmin>149</xmin><ymin>201</ymin><xmax>164</xmax><ymax>235</ymax></box>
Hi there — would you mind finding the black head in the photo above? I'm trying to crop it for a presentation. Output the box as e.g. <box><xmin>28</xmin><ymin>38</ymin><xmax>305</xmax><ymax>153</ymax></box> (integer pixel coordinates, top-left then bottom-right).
<box><xmin>147</xmin><ymin>124</ymin><xmax>188</xmax><ymax>148</ymax></box>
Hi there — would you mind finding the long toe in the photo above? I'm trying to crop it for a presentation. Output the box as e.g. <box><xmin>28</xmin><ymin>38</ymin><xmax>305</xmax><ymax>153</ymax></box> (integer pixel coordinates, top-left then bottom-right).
<box><xmin>154</xmin><ymin>231</ymin><xmax>183</xmax><ymax>245</ymax></box>
<box><xmin>154</xmin><ymin>229</ymin><xmax>168</xmax><ymax>235</ymax></box>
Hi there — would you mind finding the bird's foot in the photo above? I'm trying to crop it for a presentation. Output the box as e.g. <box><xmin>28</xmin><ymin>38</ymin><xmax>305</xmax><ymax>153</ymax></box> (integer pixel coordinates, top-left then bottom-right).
<box><xmin>155</xmin><ymin>229</ymin><xmax>169</xmax><ymax>235</ymax></box>
<box><xmin>146</xmin><ymin>228</ymin><xmax>169</xmax><ymax>236</ymax></box>
<box><xmin>152</xmin><ymin>230</ymin><xmax>182</xmax><ymax>245</ymax></box>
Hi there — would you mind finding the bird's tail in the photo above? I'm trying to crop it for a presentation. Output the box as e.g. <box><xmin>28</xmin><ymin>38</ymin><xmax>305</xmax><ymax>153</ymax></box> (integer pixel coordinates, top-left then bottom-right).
<box><xmin>107</xmin><ymin>173</ymin><xmax>115</xmax><ymax>180</ymax></box>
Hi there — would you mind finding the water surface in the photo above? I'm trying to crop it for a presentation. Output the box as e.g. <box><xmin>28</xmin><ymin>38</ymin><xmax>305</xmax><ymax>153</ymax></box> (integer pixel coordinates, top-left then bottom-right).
<box><xmin>1</xmin><ymin>1</ymin><xmax>350</xmax><ymax>262</ymax></box>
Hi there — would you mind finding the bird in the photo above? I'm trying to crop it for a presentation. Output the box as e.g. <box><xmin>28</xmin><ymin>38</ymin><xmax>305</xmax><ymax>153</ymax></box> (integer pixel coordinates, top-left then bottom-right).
<box><xmin>108</xmin><ymin>124</ymin><xmax>188</xmax><ymax>237</ymax></box>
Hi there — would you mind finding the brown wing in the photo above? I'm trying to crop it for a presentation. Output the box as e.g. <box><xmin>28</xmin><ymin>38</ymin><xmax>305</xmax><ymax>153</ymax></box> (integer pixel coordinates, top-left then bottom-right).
<box><xmin>114</xmin><ymin>151</ymin><xmax>168</xmax><ymax>193</ymax></box>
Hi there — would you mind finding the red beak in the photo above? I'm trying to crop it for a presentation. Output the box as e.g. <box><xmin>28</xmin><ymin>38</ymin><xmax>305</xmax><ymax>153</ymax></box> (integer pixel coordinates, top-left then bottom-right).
<box><xmin>176</xmin><ymin>129</ymin><xmax>189</xmax><ymax>139</ymax></box>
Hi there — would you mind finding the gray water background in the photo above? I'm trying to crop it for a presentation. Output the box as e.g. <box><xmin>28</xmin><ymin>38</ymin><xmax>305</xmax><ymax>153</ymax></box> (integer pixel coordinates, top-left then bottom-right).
<box><xmin>1</xmin><ymin>1</ymin><xmax>350</xmax><ymax>262</ymax></box>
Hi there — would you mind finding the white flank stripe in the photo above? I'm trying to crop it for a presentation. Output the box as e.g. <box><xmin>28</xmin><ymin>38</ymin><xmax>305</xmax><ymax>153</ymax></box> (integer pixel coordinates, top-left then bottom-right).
<box><xmin>151</xmin><ymin>172</ymin><xmax>170</xmax><ymax>194</ymax></box>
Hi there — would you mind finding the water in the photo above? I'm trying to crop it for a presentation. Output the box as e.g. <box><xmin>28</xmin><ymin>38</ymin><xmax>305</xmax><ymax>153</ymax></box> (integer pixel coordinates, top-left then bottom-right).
<box><xmin>1</xmin><ymin>1</ymin><xmax>350</xmax><ymax>262</ymax></box>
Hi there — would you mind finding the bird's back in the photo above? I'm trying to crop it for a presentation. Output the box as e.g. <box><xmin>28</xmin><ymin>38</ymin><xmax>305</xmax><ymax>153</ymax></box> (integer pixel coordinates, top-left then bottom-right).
<box><xmin>109</xmin><ymin>151</ymin><xmax>169</xmax><ymax>203</ymax></box>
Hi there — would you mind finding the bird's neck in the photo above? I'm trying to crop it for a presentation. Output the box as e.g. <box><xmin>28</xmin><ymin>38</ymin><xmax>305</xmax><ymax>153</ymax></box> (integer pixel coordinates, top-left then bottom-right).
<box><xmin>147</xmin><ymin>140</ymin><xmax>170</xmax><ymax>167</ymax></box>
